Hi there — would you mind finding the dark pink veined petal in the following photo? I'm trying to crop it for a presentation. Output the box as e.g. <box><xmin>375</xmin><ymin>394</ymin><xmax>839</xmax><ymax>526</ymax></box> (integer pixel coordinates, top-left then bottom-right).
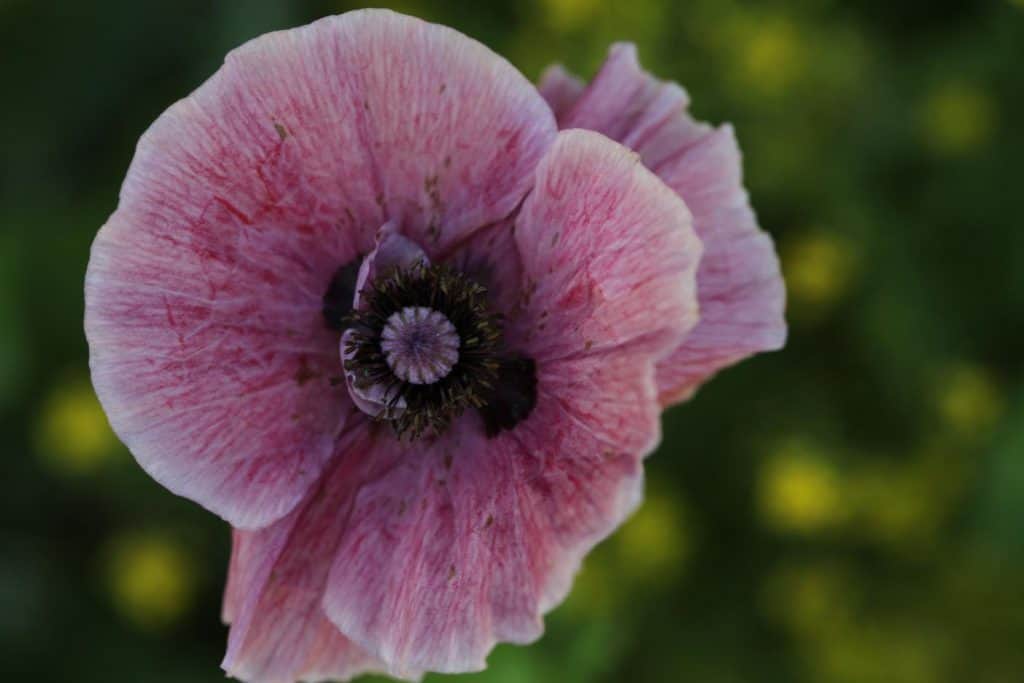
<box><xmin>332</xmin><ymin>10</ymin><xmax>557</xmax><ymax>254</ymax></box>
<box><xmin>222</xmin><ymin>532</ymin><xmax>387</xmax><ymax>683</ymax></box>
<box><xmin>320</xmin><ymin>354</ymin><xmax>654</xmax><ymax>675</ymax></box>
<box><xmin>85</xmin><ymin>10</ymin><xmax>556</xmax><ymax>528</ymax></box>
<box><xmin>221</xmin><ymin>426</ymin><xmax>420</xmax><ymax>683</ymax></box>
<box><xmin>318</xmin><ymin>131</ymin><xmax>696</xmax><ymax>675</ymax></box>
<box><xmin>539</xmin><ymin>43</ymin><xmax>786</xmax><ymax>404</ymax></box>
<box><xmin>508</xmin><ymin>129</ymin><xmax>702</xmax><ymax>362</ymax></box>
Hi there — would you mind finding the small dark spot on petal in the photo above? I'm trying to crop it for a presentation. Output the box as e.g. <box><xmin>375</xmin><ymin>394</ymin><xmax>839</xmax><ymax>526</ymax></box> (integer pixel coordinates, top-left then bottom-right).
<box><xmin>273</xmin><ymin>122</ymin><xmax>289</xmax><ymax>141</ymax></box>
<box><xmin>484</xmin><ymin>514</ymin><xmax>494</xmax><ymax>528</ymax></box>
<box><xmin>294</xmin><ymin>359</ymin><xmax>319</xmax><ymax>386</ymax></box>
<box><xmin>448</xmin><ymin>564</ymin><xmax>456</xmax><ymax>581</ymax></box>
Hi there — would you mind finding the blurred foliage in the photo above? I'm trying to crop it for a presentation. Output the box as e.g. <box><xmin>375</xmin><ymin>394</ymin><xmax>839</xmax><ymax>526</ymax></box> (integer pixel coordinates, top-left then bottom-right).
<box><xmin>1</xmin><ymin>1</ymin><xmax>1023</xmax><ymax>682</ymax></box>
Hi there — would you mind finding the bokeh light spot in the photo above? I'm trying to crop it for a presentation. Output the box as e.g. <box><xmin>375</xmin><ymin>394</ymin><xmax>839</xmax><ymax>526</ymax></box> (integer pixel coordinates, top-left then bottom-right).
<box><xmin>541</xmin><ymin>0</ymin><xmax>599</xmax><ymax>29</ymax></box>
<box><xmin>761</xmin><ymin>562</ymin><xmax>857</xmax><ymax>637</ymax></box>
<box><xmin>783</xmin><ymin>231</ymin><xmax>857</xmax><ymax>315</ymax></box>
<box><xmin>728</xmin><ymin>16</ymin><xmax>807</xmax><ymax>98</ymax></box>
<box><xmin>936</xmin><ymin>363</ymin><xmax>1003</xmax><ymax>436</ymax></box>
<box><xmin>106</xmin><ymin>533</ymin><xmax>197</xmax><ymax>631</ymax></box>
<box><xmin>846</xmin><ymin>466</ymin><xmax>939</xmax><ymax>550</ymax></box>
<box><xmin>35</xmin><ymin>376</ymin><xmax>119</xmax><ymax>475</ymax></box>
<box><xmin>758</xmin><ymin>440</ymin><xmax>845</xmax><ymax>534</ymax></box>
<box><xmin>921</xmin><ymin>82</ymin><xmax>996</xmax><ymax>155</ymax></box>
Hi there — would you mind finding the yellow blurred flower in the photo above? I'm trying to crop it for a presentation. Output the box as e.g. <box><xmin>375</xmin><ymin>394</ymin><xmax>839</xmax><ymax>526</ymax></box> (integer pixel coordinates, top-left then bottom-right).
<box><xmin>615</xmin><ymin>494</ymin><xmax>689</xmax><ymax>582</ymax></box>
<box><xmin>845</xmin><ymin>467</ymin><xmax>937</xmax><ymax>550</ymax></box>
<box><xmin>761</xmin><ymin>562</ymin><xmax>857</xmax><ymax>637</ymax></box>
<box><xmin>936</xmin><ymin>363</ymin><xmax>1003</xmax><ymax>435</ymax></box>
<box><xmin>35</xmin><ymin>377</ymin><xmax>118</xmax><ymax>475</ymax></box>
<box><xmin>727</xmin><ymin>16</ymin><xmax>807</xmax><ymax>98</ymax></box>
<box><xmin>758</xmin><ymin>441</ymin><xmax>846</xmax><ymax>534</ymax></box>
<box><xmin>784</xmin><ymin>232</ymin><xmax>857</xmax><ymax>314</ymax></box>
<box><xmin>809</xmin><ymin>619</ymin><xmax>949</xmax><ymax>683</ymax></box>
<box><xmin>921</xmin><ymin>82</ymin><xmax>996</xmax><ymax>155</ymax></box>
<box><xmin>106</xmin><ymin>533</ymin><xmax>197</xmax><ymax>630</ymax></box>
<box><xmin>541</xmin><ymin>0</ymin><xmax>599</xmax><ymax>29</ymax></box>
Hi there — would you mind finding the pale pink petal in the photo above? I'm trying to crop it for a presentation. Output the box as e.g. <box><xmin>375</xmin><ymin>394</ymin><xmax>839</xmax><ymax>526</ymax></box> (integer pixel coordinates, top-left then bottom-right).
<box><xmin>87</xmin><ymin>205</ymin><xmax>360</xmax><ymax>528</ymax></box>
<box><xmin>86</xmin><ymin>10</ymin><xmax>556</xmax><ymax>528</ymax></box>
<box><xmin>85</xmin><ymin>19</ymin><xmax>377</xmax><ymax>528</ymax></box>
<box><xmin>319</xmin><ymin>131</ymin><xmax>696</xmax><ymax>675</ymax></box>
<box><xmin>508</xmin><ymin>129</ymin><xmax>702</xmax><ymax>362</ymax></box>
<box><xmin>653</xmin><ymin>126</ymin><xmax>786</xmax><ymax>402</ymax></box>
<box><xmin>540</xmin><ymin>44</ymin><xmax>786</xmax><ymax>403</ymax></box>
<box><xmin>555</xmin><ymin>44</ymin><xmax>710</xmax><ymax>169</ymax></box>
<box><xmin>537</xmin><ymin>64</ymin><xmax>585</xmax><ymax>120</ymax></box>
<box><xmin>221</xmin><ymin>427</ymin><xmax>418</xmax><ymax>683</ymax></box>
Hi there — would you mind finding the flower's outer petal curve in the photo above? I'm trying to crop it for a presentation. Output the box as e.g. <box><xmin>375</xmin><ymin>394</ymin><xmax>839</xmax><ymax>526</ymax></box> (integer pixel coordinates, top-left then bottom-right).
<box><xmin>319</xmin><ymin>130</ymin><xmax>698</xmax><ymax>675</ymax></box>
<box><xmin>537</xmin><ymin>64</ymin><xmax>585</xmax><ymax>120</ymax></box>
<box><xmin>539</xmin><ymin>44</ymin><xmax>786</xmax><ymax>404</ymax></box>
<box><xmin>85</xmin><ymin>9</ymin><xmax>557</xmax><ymax>528</ymax></box>
<box><xmin>553</xmin><ymin>44</ymin><xmax>710</xmax><ymax>170</ymax></box>
<box><xmin>221</xmin><ymin>425</ymin><xmax>422</xmax><ymax>683</ymax></box>
<box><xmin>652</xmin><ymin>125</ymin><xmax>786</xmax><ymax>402</ymax></box>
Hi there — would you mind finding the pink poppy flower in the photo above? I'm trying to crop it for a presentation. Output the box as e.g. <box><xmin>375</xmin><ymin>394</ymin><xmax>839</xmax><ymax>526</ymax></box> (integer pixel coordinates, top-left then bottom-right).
<box><xmin>85</xmin><ymin>10</ymin><xmax>784</xmax><ymax>683</ymax></box>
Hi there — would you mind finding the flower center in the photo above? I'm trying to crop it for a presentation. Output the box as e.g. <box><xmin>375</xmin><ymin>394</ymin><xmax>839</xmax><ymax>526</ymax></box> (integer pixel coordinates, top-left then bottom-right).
<box><xmin>340</xmin><ymin>261</ymin><xmax>504</xmax><ymax>438</ymax></box>
<box><xmin>325</xmin><ymin>228</ymin><xmax>539</xmax><ymax>440</ymax></box>
<box><xmin>380</xmin><ymin>306</ymin><xmax>460</xmax><ymax>385</ymax></box>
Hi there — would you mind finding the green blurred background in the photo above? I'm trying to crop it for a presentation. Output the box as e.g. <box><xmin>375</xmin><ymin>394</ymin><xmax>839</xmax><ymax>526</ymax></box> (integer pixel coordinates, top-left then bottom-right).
<box><xmin>2</xmin><ymin>1</ymin><xmax>1023</xmax><ymax>681</ymax></box>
